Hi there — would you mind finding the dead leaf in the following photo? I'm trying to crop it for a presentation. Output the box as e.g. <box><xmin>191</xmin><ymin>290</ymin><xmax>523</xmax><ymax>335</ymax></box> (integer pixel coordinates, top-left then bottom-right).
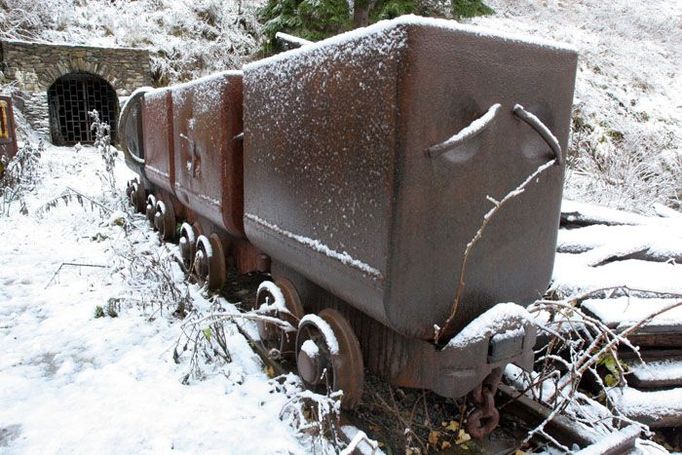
<box><xmin>455</xmin><ymin>429</ymin><xmax>471</xmax><ymax>445</ymax></box>
<box><xmin>446</xmin><ymin>420</ymin><xmax>460</xmax><ymax>432</ymax></box>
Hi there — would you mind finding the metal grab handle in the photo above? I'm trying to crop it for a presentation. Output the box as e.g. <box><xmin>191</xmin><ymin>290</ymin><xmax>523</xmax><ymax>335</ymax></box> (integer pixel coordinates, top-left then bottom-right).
<box><xmin>512</xmin><ymin>104</ymin><xmax>562</xmax><ymax>166</ymax></box>
<box><xmin>427</xmin><ymin>103</ymin><xmax>501</xmax><ymax>158</ymax></box>
<box><xmin>126</xmin><ymin>146</ymin><xmax>146</xmax><ymax>165</ymax></box>
<box><xmin>117</xmin><ymin>87</ymin><xmax>151</xmax><ymax>166</ymax></box>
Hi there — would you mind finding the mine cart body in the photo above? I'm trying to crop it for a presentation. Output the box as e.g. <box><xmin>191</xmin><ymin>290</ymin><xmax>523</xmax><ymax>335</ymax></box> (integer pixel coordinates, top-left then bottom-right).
<box><xmin>171</xmin><ymin>72</ymin><xmax>245</xmax><ymax>237</ymax></box>
<box><xmin>122</xmin><ymin>72</ymin><xmax>246</xmax><ymax>239</ymax></box>
<box><xmin>0</xmin><ymin>95</ymin><xmax>18</xmax><ymax>162</ymax></box>
<box><xmin>243</xmin><ymin>17</ymin><xmax>577</xmax><ymax>341</ymax></box>
<box><xmin>142</xmin><ymin>88</ymin><xmax>175</xmax><ymax>194</ymax></box>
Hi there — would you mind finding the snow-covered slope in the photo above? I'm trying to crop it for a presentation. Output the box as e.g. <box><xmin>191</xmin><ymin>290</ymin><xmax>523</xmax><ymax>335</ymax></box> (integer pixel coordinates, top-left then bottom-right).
<box><xmin>3</xmin><ymin>0</ymin><xmax>678</xmax><ymax>212</ymax></box>
<box><xmin>0</xmin><ymin>0</ymin><xmax>263</xmax><ymax>84</ymax></box>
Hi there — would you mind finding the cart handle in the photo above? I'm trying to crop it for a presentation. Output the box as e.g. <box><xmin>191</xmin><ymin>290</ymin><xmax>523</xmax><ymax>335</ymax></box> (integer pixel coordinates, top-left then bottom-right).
<box><xmin>512</xmin><ymin>104</ymin><xmax>562</xmax><ymax>166</ymax></box>
<box><xmin>427</xmin><ymin>103</ymin><xmax>501</xmax><ymax>158</ymax></box>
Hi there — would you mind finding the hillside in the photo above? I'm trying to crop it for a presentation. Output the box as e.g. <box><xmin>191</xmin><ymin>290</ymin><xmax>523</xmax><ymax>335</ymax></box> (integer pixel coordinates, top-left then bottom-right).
<box><xmin>1</xmin><ymin>0</ymin><xmax>679</xmax><ymax>213</ymax></box>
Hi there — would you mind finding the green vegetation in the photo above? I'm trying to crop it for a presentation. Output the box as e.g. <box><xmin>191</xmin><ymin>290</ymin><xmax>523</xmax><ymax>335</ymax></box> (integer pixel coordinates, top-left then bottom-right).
<box><xmin>258</xmin><ymin>0</ymin><xmax>493</xmax><ymax>52</ymax></box>
<box><xmin>450</xmin><ymin>0</ymin><xmax>493</xmax><ymax>19</ymax></box>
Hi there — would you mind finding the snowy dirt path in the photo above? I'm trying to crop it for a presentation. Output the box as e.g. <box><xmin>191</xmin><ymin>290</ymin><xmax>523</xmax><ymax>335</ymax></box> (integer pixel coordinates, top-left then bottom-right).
<box><xmin>0</xmin><ymin>147</ymin><xmax>308</xmax><ymax>454</ymax></box>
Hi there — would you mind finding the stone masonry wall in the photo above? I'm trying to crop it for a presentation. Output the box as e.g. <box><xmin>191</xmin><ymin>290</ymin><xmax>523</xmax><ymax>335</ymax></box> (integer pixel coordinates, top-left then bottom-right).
<box><xmin>0</xmin><ymin>39</ymin><xmax>151</xmax><ymax>134</ymax></box>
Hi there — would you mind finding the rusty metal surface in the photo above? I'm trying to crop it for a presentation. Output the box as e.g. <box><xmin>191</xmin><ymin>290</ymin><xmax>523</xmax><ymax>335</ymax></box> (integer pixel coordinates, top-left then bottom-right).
<box><xmin>172</xmin><ymin>71</ymin><xmax>245</xmax><ymax>238</ymax></box>
<box><xmin>142</xmin><ymin>88</ymin><xmax>175</xmax><ymax>193</ymax></box>
<box><xmin>0</xmin><ymin>95</ymin><xmax>18</xmax><ymax>161</ymax></box>
<box><xmin>244</xmin><ymin>18</ymin><xmax>577</xmax><ymax>341</ymax></box>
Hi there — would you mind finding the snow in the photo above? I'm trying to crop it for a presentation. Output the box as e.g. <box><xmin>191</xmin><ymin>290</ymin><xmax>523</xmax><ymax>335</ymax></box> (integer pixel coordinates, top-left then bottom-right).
<box><xmin>608</xmin><ymin>387</ymin><xmax>682</xmax><ymax>427</ymax></box>
<box><xmin>256</xmin><ymin>280</ymin><xmax>287</xmax><ymax>313</ymax></box>
<box><xmin>299</xmin><ymin>314</ymin><xmax>339</xmax><ymax>355</ymax></box>
<box><xmin>574</xmin><ymin>425</ymin><xmax>641</xmax><ymax>455</ymax></box>
<box><xmin>551</xmin><ymin>202</ymin><xmax>682</xmax><ymax>297</ymax></box>
<box><xmin>1</xmin><ymin>0</ymin><xmax>262</xmax><ymax>84</ymax></box>
<box><xmin>582</xmin><ymin>297</ymin><xmax>682</xmax><ymax>331</ymax></box>
<box><xmin>246</xmin><ymin>14</ymin><xmax>574</xmax><ymax>74</ymax></box>
<box><xmin>446</xmin><ymin>302</ymin><xmax>531</xmax><ymax>349</ymax></box>
<box><xmin>245</xmin><ymin>214</ymin><xmax>381</xmax><ymax>278</ymax></box>
<box><xmin>629</xmin><ymin>359</ymin><xmax>682</xmax><ymax>384</ymax></box>
<box><xmin>561</xmin><ymin>200</ymin><xmax>652</xmax><ymax>227</ymax></box>
<box><xmin>300</xmin><ymin>340</ymin><xmax>319</xmax><ymax>358</ymax></box>
<box><xmin>0</xmin><ymin>145</ymin><xmax>315</xmax><ymax>454</ymax></box>
<box><xmin>339</xmin><ymin>427</ymin><xmax>382</xmax><ymax>455</ymax></box>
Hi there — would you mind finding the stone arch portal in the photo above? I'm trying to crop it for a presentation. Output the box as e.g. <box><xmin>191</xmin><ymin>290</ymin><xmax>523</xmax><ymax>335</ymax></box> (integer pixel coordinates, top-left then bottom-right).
<box><xmin>47</xmin><ymin>72</ymin><xmax>119</xmax><ymax>146</ymax></box>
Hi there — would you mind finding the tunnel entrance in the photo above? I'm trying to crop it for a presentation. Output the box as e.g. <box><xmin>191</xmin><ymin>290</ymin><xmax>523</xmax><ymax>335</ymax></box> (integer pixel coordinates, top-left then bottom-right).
<box><xmin>48</xmin><ymin>72</ymin><xmax>119</xmax><ymax>146</ymax></box>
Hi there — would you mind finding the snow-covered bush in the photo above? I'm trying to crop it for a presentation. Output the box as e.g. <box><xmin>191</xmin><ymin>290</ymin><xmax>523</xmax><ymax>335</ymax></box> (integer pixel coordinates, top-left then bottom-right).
<box><xmin>274</xmin><ymin>374</ymin><xmax>345</xmax><ymax>450</ymax></box>
<box><xmin>0</xmin><ymin>0</ymin><xmax>263</xmax><ymax>85</ymax></box>
<box><xmin>88</xmin><ymin>109</ymin><xmax>126</xmax><ymax>209</ymax></box>
<box><xmin>566</xmin><ymin>110</ymin><xmax>681</xmax><ymax>212</ymax></box>
<box><xmin>0</xmin><ymin>139</ymin><xmax>43</xmax><ymax>216</ymax></box>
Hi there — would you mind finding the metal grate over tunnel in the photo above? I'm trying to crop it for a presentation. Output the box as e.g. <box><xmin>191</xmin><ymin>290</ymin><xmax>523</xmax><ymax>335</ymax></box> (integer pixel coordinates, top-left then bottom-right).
<box><xmin>48</xmin><ymin>73</ymin><xmax>119</xmax><ymax>146</ymax></box>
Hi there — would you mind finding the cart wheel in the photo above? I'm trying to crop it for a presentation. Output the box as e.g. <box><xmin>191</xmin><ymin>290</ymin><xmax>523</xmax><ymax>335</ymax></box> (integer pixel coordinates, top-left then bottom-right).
<box><xmin>195</xmin><ymin>234</ymin><xmax>226</xmax><ymax>291</ymax></box>
<box><xmin>154</xmin><ymin>200</ymin><xmax>176</xmax><ymax>241</ymax></box>
<box><xmin>179</xmin><ymin>222</ymin><xmax>200</xmax><ymax>271</ymax></box>
<box><xmin>145</xmin><ymin>194</ymin><xmax>157</xmax><ymax>229</ymax></box>
<box><xmin>131</xmin><ymin>181</ymin><xmax>146</xmax><ymax>213</ymax></box>
<box><xmin>256</xmin><ymin>278</ymin><xmax>305</xmax><ymax>360</ymax></box>
<box><xmin>296</xmin><ymin>308</ymin><xmax>364</xmax><ymax>409</ymax></box>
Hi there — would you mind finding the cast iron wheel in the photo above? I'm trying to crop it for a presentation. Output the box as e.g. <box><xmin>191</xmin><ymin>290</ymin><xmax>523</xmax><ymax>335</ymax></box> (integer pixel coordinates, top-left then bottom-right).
<box><xmin>179</xmin><ymin>222</ymin><xmax>201</xmax><ymax>271</ymax></box>
<box><xmin>131</xmin><ymin>181</ymin><xmax>146</xmax><ymax>213</ymax></box>
<box><xmin>194</xmin><ymin>233</ymin><xmax>226</xmax><ymax>291</ymax></box>
<box><xmin>145</xmin><ymin>194</ymin><xmax>157</xmax><ymax>229</ymax></box>
<box><xmin>255</xmin><ymin>278</ymin><xmax>305</xmax><ymax>360</ymax></box>
<box><xmin>154</xmin><ymin>200</ymin><xmax>176</xmax><ymax>241</ymax></box>
<box><xmin>295</xmin><ymin>308</ymin><xmax>364</xmax><ymax>409</ymax></box>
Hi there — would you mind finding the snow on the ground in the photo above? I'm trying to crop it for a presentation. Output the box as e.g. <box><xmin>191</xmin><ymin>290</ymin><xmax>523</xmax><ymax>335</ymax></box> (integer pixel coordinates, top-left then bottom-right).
<box><xmin>551</xmin><ymin>201</ymin><xmax>682</xmax><ymax>297</ymax></box>
<box><xmin>629</xmin><ymin>359</ymin><xmax>682</xmax><ymax>385</ymax></box>
<box><xmin>582</xmin><ymin>297</ymin><xmax>682</xmax><ymax>330</ymax></box>
<box><xmin>0</xmin><ymin>146</ymin><xmax>314</xmax><ymax>453</ymax></box>
<box><xmin>608</xmin><ymin>387</ymin><xmax>682</xmax><ymax>428</ymax></box>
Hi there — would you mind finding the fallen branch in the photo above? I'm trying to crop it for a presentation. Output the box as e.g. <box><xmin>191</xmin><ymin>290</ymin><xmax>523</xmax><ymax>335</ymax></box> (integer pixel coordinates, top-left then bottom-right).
<box><xmin>45</xmin><ymin>261</ymin><xmax>107</xmax><ymax>288</ymax></box>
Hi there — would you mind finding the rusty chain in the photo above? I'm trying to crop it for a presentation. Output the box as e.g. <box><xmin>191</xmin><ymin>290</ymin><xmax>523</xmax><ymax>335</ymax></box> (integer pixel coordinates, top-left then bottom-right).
<box><xmin>465</xmin><ymin>367</ymin><xmax>502</xmax><ymax>439</ymax></box>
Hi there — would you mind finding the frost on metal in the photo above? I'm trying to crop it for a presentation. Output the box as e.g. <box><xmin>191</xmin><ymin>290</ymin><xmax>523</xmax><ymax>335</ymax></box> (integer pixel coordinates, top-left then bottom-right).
<box><xmin>299</xmin><ymin>314</ymin><xmax>340</xmax><ymax>355</ymax></box>
<box><xmin>170</xmin><ymin>70</ymin><xmax>242</xmax><ymax>115</ymax></box>
<box><xmin>446</xmin><ymin>302</ymin><xmax>531</xmax><ymax>349</ymax></box>
<box><xmin>245</xmin><ymin>214</ymin><xmax>382</xmax><ymax>278</ymax></box>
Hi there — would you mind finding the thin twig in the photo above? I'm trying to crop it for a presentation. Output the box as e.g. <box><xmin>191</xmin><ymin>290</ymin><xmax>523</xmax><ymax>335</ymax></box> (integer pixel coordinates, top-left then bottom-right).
<box><xmin>436</xmin><ymin>159</ymin><xmax>557</xmax><ymax>344</ymax></box>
